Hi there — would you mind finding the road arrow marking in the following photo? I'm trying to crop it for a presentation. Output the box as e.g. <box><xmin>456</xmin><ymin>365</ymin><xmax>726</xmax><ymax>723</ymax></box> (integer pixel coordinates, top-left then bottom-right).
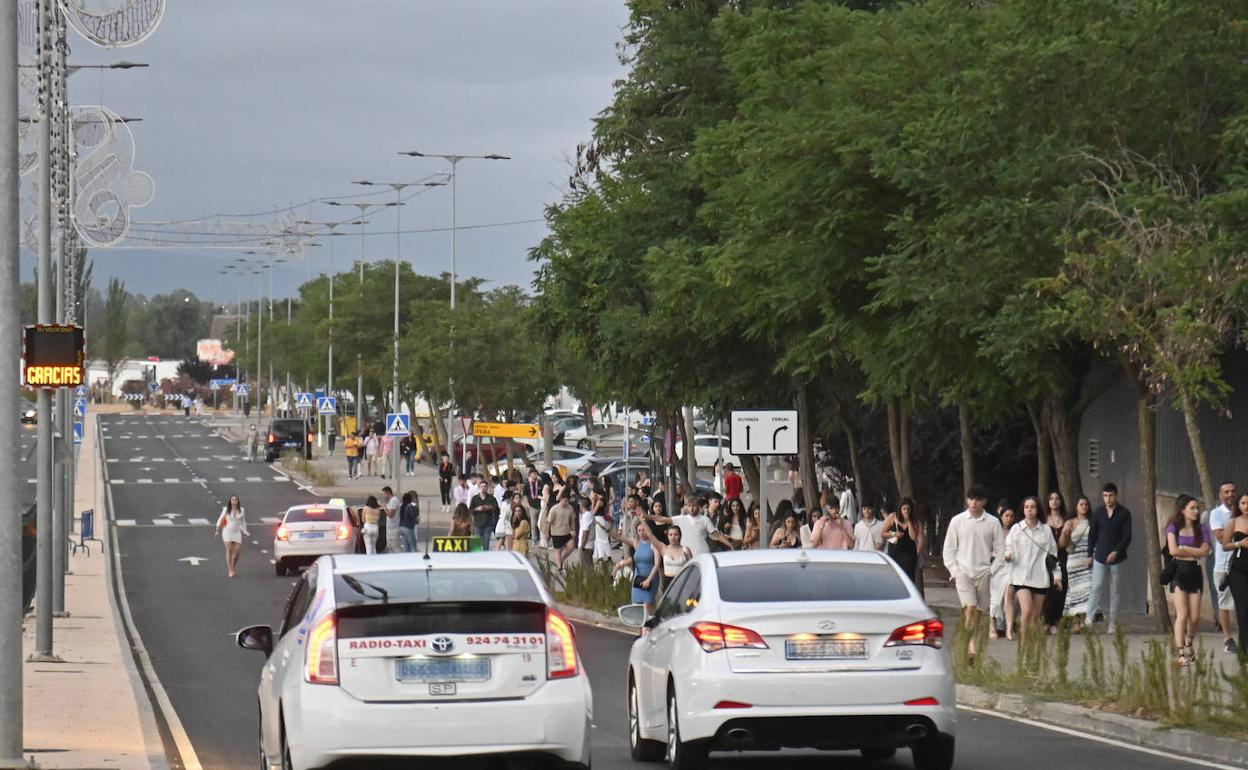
<box><xmin>158</xmin><ymin>513</ymin><xmax>182</xmax><ymax>519</ymax></box>
<box><xmin>178</xmin><ymin>556</ymin><xmax>207</xmax><ymax>566</ymax></box>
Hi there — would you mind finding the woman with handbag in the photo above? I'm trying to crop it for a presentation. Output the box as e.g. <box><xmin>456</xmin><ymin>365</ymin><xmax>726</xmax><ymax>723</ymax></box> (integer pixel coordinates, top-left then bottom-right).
<box><xmin>1221</xmin><ymin>492</ymin><xmax>1248</xmax><ymax>655</ymax></box>
<box><xmin>1166</xmin><ymin>494</ymin><xmax>1212</xmax><ymax>666</ymax></box>
<box><xmin>1004</xmin><ymin>496</ymin><xmax>1061</xmax><ymax>647</ymax></box>
<box><xmin>612</xmin><ymin>520</ymin><xmax>662</xmax><ymax>613</ymax></box>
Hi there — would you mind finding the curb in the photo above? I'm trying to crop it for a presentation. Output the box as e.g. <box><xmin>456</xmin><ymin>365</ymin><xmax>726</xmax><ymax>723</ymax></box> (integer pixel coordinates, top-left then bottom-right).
<box><xmin>957</xmin><ymin>684</ymin><xmax>1248</xmax><ymax>768</ymax></box>
<box><xmin>555</xmin><ymin>602</ymin><xmax>637</xmax><ymax>636</ymax></box>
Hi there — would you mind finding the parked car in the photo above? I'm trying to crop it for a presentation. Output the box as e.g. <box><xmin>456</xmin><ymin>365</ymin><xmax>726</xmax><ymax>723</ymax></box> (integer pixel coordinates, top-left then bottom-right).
<box><xmin>675</xmin><ymin>434</ymin><xmax>740</xmax><ymax>469</ymax></box>
<box><xmin>575</xmin><ymin>424</ymin><xmax>651</xmax><ymax>456</ymax></box>
<box><xmin>487</xmin><ymin>445</ymin><xmax>598</xmax><ymax>479</ymax></box>
<box><xmin>265</xmin><ymin>417</ymin><xmax>314</xmax><ymax>462</ymax></box>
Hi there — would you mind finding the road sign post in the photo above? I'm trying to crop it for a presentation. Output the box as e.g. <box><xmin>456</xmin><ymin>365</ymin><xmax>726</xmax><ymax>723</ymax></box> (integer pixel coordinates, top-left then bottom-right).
<box><xmin>730</xmin><ymin>410</ymin><xmax>799</xmax><ymax>550</ymax></box>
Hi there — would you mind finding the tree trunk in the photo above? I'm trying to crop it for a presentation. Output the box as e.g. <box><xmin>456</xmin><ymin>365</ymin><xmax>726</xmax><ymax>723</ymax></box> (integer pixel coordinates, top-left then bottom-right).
<box><xmin>887</xmin><ymin>399</ymin><xmax>905</xmax><ymax>502</ymax></box>
<box><xmin>958</xmin><ymin>400</ymin><xmax>974</xmax><ymax>497</ymax></box>
<box><xmin>844</xmin><ymin>420</ymin><xmax>865</xmax><ymax>507</ymax></box>
<box><xmin>899</xmin><ymin>401</ymin><xmax>913</xmax><ymax>499</ymax></box>
<box><xmin>1128</xmin><ymin>365</ymin><xmax>1171</xmax><ymax>632</ymax></box>
<box><xmin>1026</xmin><ymin>402</ymin><xmax>1052</xmax><ymax>500</ymax></box>
<box><xmin>795</xmin><ymin>379</ymin><xmax>819</xmax><ymax>499</ymax></box>
<box><xmin>1178</xmin><ymin>389</ymin><xmax>1216</xmax><ymax>508</ymax></box>
<box><xmin>682</xmin><ymin>405</ymin><xmax>698</xmax><ymax>489</ymax></box>
<box><xmin>1042</xmin><ymin>392</ymin><xmax>1083</xmax><ymax>512</ymax></box>
<box><xmin>738</xmin><ymin>454</ymin><xmax>761</xmax><ymax>507</ymax></box>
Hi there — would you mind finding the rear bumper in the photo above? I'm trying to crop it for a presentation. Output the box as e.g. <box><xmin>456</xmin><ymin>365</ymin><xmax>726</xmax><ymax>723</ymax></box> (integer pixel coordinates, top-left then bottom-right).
<box><xmin>288</xmin><ymin>675</ymin><xmax>592</xmax><ymax>769</ymax></box>
<box><xmin>274</xmin><ymin>539</ymin><xmax>354</xmax><ymax>562</ymax></box>
<box><xmin>708</xmin><ymin>711</ymin><xmax>952</xmax><ymax>751</ymax></box>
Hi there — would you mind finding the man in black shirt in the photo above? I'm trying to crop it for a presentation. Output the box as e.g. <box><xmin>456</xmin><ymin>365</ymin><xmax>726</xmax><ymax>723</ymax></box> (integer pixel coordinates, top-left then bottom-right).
<box><xmin>469</xmin><ymin>479</ymin><xmax>500</xmax><ymax>551</ymax></box>
<box><xmin>1086</xmin><ymin>482</ymin><xmax>1133</xmax><ymax>633</ymax></box>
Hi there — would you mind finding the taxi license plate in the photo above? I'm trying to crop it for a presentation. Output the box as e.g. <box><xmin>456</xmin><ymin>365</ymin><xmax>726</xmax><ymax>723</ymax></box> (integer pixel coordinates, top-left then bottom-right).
<box><xmin>396</xmin><ymin>658</ymin><xmax>491</xmax><ymax>683</ymax></box>
<box><xmin>298</xmin><ymin>531</ymin><xmax>324</xmax><ymax>539</ymax></box>
<box><xmin>283</xmin><ymin>441</ymin><xmax>298</xmax><ymax>447</ymax></box>
<box><xmin>785</xmin><ymin>638</ymin><xmax>868</xmax><ymax>660</ymax></box>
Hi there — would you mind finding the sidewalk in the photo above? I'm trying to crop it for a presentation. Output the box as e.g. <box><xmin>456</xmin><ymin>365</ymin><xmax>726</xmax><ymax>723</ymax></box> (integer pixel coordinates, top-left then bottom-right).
<box><xmin>19</xmin><ymin>408</ymin><xmax>166</xmax><ymax>769</ymax></box>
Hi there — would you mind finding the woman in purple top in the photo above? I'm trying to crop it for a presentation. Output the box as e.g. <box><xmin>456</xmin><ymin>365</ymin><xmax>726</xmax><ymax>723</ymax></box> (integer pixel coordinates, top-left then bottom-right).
<box><xmin>1166</xmin><ymin>494</ymin><xmax>1212</xmax><ymax>665</ymax></box>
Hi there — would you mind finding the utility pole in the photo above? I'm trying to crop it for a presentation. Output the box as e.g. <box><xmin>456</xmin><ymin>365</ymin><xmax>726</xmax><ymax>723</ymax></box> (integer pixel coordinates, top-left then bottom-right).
<box><xmin>0</xmin><ymin>0</ymin><xmax>26</xmax><ymax>763</ymax></box>
<box><xmin>51</xmin><ymin>2</ymin><xmax>67</xmax><ymax>617</ymax></box>
<box><xmin>31</xmin><ymin>0</ymin><xmax>58</xmax><ymax>663</ymax></box>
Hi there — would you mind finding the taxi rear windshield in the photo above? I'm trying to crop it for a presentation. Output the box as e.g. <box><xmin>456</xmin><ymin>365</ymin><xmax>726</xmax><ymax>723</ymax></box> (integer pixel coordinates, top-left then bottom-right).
<box><xmin>718</xmin><ymin>562</ymin><xmax>911</xmax><ymax>602</ymax></box>
<box><xmin>334</xmin><ymin>569</ymin><xmax>542</xmax><ymax>606</ymax></box>
<box><xmin>284</xmin><ymin>508</ymin><xmax>346</xmax><ymax>523</ymax></box>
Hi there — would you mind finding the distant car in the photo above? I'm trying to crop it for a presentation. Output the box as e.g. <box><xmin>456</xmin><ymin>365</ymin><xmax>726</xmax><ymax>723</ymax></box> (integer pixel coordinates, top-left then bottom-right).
<box><xmin>237</xmin><ymin>552</ymin><xmax>593</xmax><ymax>770</ymax></box>
<box><xmin>273</xmin><ymin>503</ymin><xmax>357</xmax><ymax>576</ymax></box>
<box><xmin>576</xmin><ymin>425</ymin><xmax>650</xmax><ymax>456</ymax></box>
<box><xmin>675</xmin><ymin>434</ymin><xmax>740</xmax><ymax>469</ymax></box>
<box><xmin>486</xmin><ymin>446</ymin><xmax>597</xmax><ymax>479</ymax></box>
<box><xmin>265</xmin><ymin>418</ymin><xmax>314</xmax><ymax>463</ymax></box>
<box><xmin>619</xmin><ymin>549</ymin><xmax>955</xmax><ymax>770</ymax></box>
<box><xmin>19</xmin><ymin>407</ymin><xmax>35</xmax><ymax>424</ymax></box>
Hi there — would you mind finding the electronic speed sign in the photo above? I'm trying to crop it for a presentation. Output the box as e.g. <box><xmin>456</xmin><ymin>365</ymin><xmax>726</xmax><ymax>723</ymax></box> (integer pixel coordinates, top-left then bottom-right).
<box><xmin>22</xmin><ymin>324</ymin><xmax>85</xmax><ymax>388</ymax></box>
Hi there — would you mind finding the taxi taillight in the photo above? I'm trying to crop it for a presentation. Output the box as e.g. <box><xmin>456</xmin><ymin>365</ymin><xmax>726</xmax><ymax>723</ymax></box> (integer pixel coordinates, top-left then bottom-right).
<box><xmin>305</xmin><ymin>613</ymin><xmax>338</xmax><ymax>685</ymax></box>
<box><xmin>546</xmin><ymin>609</ymin><xmax>578</xmax><ymax>679</ymax></box>
<box><xmin>884</xmin><ymin>618</ymin><xmax>944</xmax><ymax>649</ymax></box>
<box><xmin>276</xmin><ymin>525</ymin><xmax>289</xmax><ymax>541</ymax></box>
<box><xmin>336</xmin><ymin>524</ymin><xmax>350</xmax><ymax>541</ymax></box>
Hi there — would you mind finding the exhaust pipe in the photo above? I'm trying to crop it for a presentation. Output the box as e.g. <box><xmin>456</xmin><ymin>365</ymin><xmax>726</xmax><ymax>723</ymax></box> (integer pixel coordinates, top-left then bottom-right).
<box><xmin>725</xmin><ymin>728</ymin><xmax>753</xmax><ymax>744</ymax></box>
<box><xmin>906</xmin><ymin>724</ymin><xmax>929</xmax><ymax>740</ymax></box>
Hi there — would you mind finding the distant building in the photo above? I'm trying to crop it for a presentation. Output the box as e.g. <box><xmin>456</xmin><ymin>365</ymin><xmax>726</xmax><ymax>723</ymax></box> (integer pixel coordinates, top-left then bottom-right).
<box><xmin>86</xmin><ymin>357</ymin><xmax>182</xmax><ymax>396</ymax></box>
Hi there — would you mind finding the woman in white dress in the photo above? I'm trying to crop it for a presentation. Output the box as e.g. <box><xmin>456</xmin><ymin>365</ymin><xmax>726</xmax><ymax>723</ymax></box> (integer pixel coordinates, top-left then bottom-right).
<box><xmin>1004</xmin><ymin>496</ymin><xmax>1062</xmax><ymax>646</ymax></box>
<box><xmin>214</xmin><ymin>495</ymin><xmax>249</xmax><ymax>578</ymax></box>
<box><xmin>989</xmin><ymin>504</ymin><xmax>1017</xmax><ymax>639</ymax></box>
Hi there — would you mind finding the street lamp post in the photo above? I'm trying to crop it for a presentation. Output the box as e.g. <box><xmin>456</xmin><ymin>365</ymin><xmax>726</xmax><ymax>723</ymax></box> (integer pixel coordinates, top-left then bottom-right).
<box><xmin>351</xmin><ymin>179</ymin><xmax>445</xmax><ymax>495</ymax></box>
<box><xmin>398</xmin><ymin>150</ymin><xmax>509</xmax><ymax>471</ymax></box>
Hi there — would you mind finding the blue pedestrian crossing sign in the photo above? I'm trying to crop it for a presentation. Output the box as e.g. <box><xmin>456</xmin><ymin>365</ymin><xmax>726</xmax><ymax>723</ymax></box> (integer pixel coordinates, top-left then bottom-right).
<box><xmin>74</xmin><ymin>385</ymin><xmax>87</xmax><ymax>398</ymax></box>
<box><xmin>72</xmin><ymin>421</ymin><xmax>83</xmax><ymax>445</ymax></box>
<box><xmin>234</xmin><ymin>383</ymin><xmax>250</xmax><ymax>398</ymax></box>
<box><xmin>72</xmin><ymin>398</ymin><xmax>86</xmax><ymax>418</ymax></box>
<box><xmin>385</xmin><ymin>413</ymin><xmax>411</xmax><ymax>437</ymax></box>
<box><xmin>147</xmin><ymin>381</ymin><xmax>159</xmax><ymax>393</ymax></box>
<box><xmin>317</xmin><ymin>396</ymin><xmax>337</xmax><ymax>415</ymax></box>
<box><xmin>295</xmin><ymin>392</ymin><xmax>314</xmax><ymax>410</ymax></box>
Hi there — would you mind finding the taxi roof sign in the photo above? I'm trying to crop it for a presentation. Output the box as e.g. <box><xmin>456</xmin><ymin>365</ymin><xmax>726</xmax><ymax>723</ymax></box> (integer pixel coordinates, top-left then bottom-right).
<box><xmin>432</xmin><ymin>536</ymin><xmax>484</xmax><ymax>553</ymax></box>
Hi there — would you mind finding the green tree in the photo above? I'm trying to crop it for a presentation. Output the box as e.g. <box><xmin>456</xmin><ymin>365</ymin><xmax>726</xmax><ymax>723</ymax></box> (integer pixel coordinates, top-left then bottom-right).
<box><xmin>103</xmin><ymin>277</ymin><xmax>129</xmax><ymax>388</ymax></box>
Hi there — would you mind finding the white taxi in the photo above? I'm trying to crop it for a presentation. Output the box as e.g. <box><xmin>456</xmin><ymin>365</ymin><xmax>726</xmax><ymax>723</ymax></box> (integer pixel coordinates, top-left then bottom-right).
<box><xmin>236</xmin><ymin>551</ymin><xmax>593</xmax><ymax>770</ymax></box>
<box><xmin>619</xmin><ymin>549</ymin><xmax>955</xmax><ymax>770</ymax></box>
<box><xmin>272</xmin><ymin>503</ymin><xmax>357</xmax><ymax>576</ymax></box>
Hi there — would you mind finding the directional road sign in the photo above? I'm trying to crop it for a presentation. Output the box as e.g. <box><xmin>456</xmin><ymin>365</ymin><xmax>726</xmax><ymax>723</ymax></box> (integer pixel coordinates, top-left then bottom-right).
<box><xmin>147</xmin><ymin>381</ymin><xmax>159</xmax><ymax>393</ymax></box>
<box><xmin>72</xmin><ymin>421</ymin><xmax>83</xmax><ymax>445</ymax></box>
<box><xmin>234</xmin><ymin>383</ymin><xmax>250</xmax><ymax>397</ymax></box>
<box><xmin>730</xmin><ymin>409</ymin><xmax>799</xmax><ymax>456</ymax></box>
<box><xmin>74</xmin><ymin>385</ymin><xmax>87</xmax><ymax>398</ymax></box>
<box><xmin>295</xmin><ymin>392</ymin><xmax>314</xmax><ymax>410</ymax></box>
<box><xmin>317</xmin><ymin>396</ymin><xmax>337</xmax><ymax>415</ymax></box>
<box><xmin>72</xmin><ymin>398</ymin><xmax>86</xmax><ymax>417</ymax></box>
<box><xmin>385</xmin><ymin>412</ymin><xmax>411</xmax><ymax>437</ymax></box>
<box><xmin>472</xmin><ymin>421</ymin><xmax>540</xmax><ymax>440</ymax></box>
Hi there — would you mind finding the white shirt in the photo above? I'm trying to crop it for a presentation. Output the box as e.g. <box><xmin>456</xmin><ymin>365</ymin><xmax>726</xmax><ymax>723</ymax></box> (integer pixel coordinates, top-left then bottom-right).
<box><xmin>1210</xmin><ymin>503</ymin><xmax>1234</xmax><ymax>573</ymax></box>
<box><xmin>578</xmin><ymin>510</ymin><xmax>594</xmax><ymax>547</ymax></box>
<box><xmin>942</xmin><ymin>509</ymin><xmax>1004</xmax><ymax>580</ymax></box>
<box><xmin>853</xmin><ymin>518</ymin><xmax>885</xmax><ymax>551</ymax></box>
<box><xmin>671</xmin><ymin>514</ymin><xmax>719</xmax><ymax>557</ymax></box>
<box><xmin>1005</xmin><ymin>520</ymin><xmax>1060</xmax><ymax>589</ymax></box>
<box><xmin>452</xmin><ymin>484</ymin><xmax>472</xmax><ymax>507</ymax></box>
<box><xmin>494</xmin><ymin>483</ymin><xmax>507</xmax><ymax>508</ymax></box>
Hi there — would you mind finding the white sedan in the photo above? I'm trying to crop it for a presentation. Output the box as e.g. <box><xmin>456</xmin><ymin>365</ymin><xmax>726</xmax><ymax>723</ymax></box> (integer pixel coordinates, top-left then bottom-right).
<box><xmin>674</xmin><ymin>434</ymin><xmax>740</xmax><ymax>469</ymax></box>
<box><xmin>619</xmin><ymin>549</ymin><xmax>955</xmax><ymax>770</ymax></box>
<box><xmin>237</xmin><ymin>551</ymin><xmax>593</xmax><ymax>770</ymax></box>
<box><xmin>272</xmin><ymin>503</ymin><xmax>357</xmax><ymax>576</ymax></box>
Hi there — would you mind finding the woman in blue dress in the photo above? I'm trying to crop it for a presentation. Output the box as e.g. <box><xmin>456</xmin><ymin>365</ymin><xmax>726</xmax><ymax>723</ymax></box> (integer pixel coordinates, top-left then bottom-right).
<box><xmin>614</xmin><ymin>519</ymin><xmax>662</xmax><ymax>612</ymax></box>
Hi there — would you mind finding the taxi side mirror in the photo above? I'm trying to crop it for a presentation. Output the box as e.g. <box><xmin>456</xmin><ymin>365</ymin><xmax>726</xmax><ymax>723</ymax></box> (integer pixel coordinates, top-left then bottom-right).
<box><xmin>236</xmin><ymin>624</ymin><xmax>273</xmax><ymax>656</ymax></box>
<box><xmin>618</xmin><ymin>604</ymin><xmax>648</xmax><ymax>628</ymax></box>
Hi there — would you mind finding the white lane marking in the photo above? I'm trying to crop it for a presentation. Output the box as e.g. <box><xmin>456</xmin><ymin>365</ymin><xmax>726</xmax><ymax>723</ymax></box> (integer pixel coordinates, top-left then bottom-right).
<box><xmin>164</xmin><ymin>478</ymin><xmax>180</xmax><ymax>484</ymax></box>
<box><xmin>957</xmin><ymin>705</ymin><xmax>1240</xmax><ymax>769</ymax></box>
<box><xmin>26</xmin><ymin>477</ymin><xmax>35</xmax><ymax>483</ymax></box>
<box><xmin>115</xmin><ymin>519</ymin><xmax>136</xmax><ymax>527</ymax></box>
<box><xmin>259</xmin><ymin>549</ymin><xmax>268</xmax><ymax>554</ymax></box>
<box><xmin>196</xmin><ymin>457</ymin><xmax>210</xmax><ymax>462</ymax></box>
<box><xmin>187</xmin><ymin>518</ymin><xmax>210</xmax><ymax>526</ymax></box>
<box><xmin>271</xmin><ymin>476</ymin><xmax>285</xmax><ymax>482</ymax></box>
<box><xmin>261</xmin><ymin>516</ymin><xmax>281</xmax><ymax>524</ymax></box>
<box><xmin>218</xmin><ymin>477</ymin><xmax>234</xmax><ymax>483</ymax></box>
<box><xmin>137</xmin><ymin>479</ymin><xmax>153</xmax><ymax>484</ymax></box>
<box><xmin>246</xmin><ymin>477</ymin><xmax>263</xmax><ymax>482</ymax></box>
<box><xmin>109</xmin><ymin>479</ymin><xmax>124</xmax><ymax>485</ymax></box>
<box><xmin>153</xmin><ymin>519</ymin><xmax>173</xmax><ymax>527</ymax></box>
<box><xmin>107</xmin><ymin>458</ymin><xmax>118</xmax><ymax>463</ymax></box>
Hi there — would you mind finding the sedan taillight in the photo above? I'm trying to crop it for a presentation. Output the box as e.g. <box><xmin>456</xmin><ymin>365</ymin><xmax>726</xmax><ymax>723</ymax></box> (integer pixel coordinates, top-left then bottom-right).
<box><xmin>884</xmin><ymin>618</ymin><xmax>944</xmax><ymax>649</ymax></box>
<box><xmin>546</xmin><ymin>609</ymin><xmax>578</xmax><ymax>679</ymax></box>
<box><xmin>336</xmin><ymin>524</ymin><xmax>350</xmax><ymax>541</ymax></box>
<box><xmin>276</xmin><ymin>525</ymin><xmax>289</xmax><ymax>541</ymax></box>
<box><xmin>690</xmin><ymin>622</ymin><xmax>768</xmax><ymax>653</ymax></box>
<box><xmin>267</xmin><ymin>432</ymin><xmax>277</xmax><ymax>444</ymax></box>
<box><xmin>305</xmin><ymin>613</ymin><xmax>338</xmax><ymax>684</ymax></box>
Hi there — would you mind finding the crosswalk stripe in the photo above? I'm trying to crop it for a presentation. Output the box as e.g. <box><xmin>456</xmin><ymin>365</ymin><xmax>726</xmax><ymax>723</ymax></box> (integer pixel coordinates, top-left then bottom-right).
<box><xmin>137</xmin><ymin>479</ymin><xmax>153</xmax><ymax>484</ymax></box>
<box><xmin>153</xmin><ymin>519</ymin><xmax>173</xmax><ymax>526</ymax></box>
<box><xmin>219</xmin><ymin>477</ymin><xmax>234</xmax><ymax>483</ymax></box>
<box><xmin>109</xmin><ymin>479</ymin><xmax>124</xmax><ymax>485</ymax></box>
<box><xmin>187</xmin><ymin>518</ymin><xmax>210</xmax><ymax>526</ymax></box>
<box><xmin>115</xmin><ymin>519</ymin><xmax>136</xmax><ymax>527</ymax></box>
<box><xmin>106</xmin><ymin>458</ymin><xmax>118</xmax><ymax>463</ymax></box>
<box><xmin>272</xmin><ymin>476</ymin><xmax>285</xmax><ymax>482</ymax></box>
<box><xmin>246</xmin><ymin>476</ymin><xmax>263</xmax><ymax>482</ymax></box>
<box><xmin>164</xmin><ymin>478</ymin><xmax>180</xmax><ymax>483</ymax></box>
<box><xmin>261</xmin><ymin>516</ymin><xmax>281</xmax><ymax>524</ymax></box>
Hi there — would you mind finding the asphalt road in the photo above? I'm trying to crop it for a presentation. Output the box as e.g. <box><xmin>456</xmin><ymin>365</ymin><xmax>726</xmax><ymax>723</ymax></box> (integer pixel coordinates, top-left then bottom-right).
<box><xmin>101</xmin><ymin>413</ymin><xmax>1211</xmax><ymax>770</ymax></box>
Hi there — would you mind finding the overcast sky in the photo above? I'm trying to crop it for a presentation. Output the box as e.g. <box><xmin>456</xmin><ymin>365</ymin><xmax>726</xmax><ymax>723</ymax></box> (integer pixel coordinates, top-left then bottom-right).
<box><xmin>23</xmin><ymin>1</ymin><xmax>630</xmax><ymax>303</ymax></box>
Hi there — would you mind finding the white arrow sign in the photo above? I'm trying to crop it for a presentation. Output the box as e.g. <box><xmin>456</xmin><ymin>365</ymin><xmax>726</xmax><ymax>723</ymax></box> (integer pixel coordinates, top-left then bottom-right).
<box><xmin>178</xmin><ymin>556</ymin><xmax>207</xmax><ymax>566</ymax></box>
<box><xmin>158</xmin><ymin>513</ymin><xmax>181</xmax><ymax>519</ymax></box>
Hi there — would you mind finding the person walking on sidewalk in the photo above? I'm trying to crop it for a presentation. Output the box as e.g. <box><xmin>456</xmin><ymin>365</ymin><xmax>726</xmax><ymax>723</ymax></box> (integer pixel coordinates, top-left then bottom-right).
<box><xmin>398</xmin><ymin>491</ymin><xmax>420</xmax><ymax>553</ymax></box>
<box><xmin>990</xmin><ymin>503</ymin><xmax>1017</xmax><ymax>640</ymax></box>
<box><xmin>345</xmin><ymin>431</ymin><xmax>362</xmax><ymax>479</ymax></box>
<box><xmin>470</xmin><ymin>479</ymin><xmax>500</xmax><ymax>551</ymax></box>
<box><xmin>246</xmin><ymin>424</ymin><xmax>259</xmax><ymax>462</ymax></box>
<box><xmin>452</xmin><ymin>475</ymin><xmax>473</xmax><ymax>509</ymax></box>
<box><xmin>214</xmin><ymin>495</ymin><xmax>249</xmax><ymax>578</ymax></box>
<box><xmin>1004</xmin><ymin>496</ymin><xmax>1061</xmax><ymax>646</ymax></box>
<box><xmin>400</xmin><ymin>433</ymin><xmax>417</xmax><ymax>476</ymax></box>
<box><xmin>942</xmin><ymin>486</ymin><xmax>1004</xmax><ymax>657</ymax></box>
<box><xmin>381</xmin><ymin>486</ymin><xmax>401</xmax><ymax>553</ymax></box>
<box><xmin>1220</xmin><ymin>492</ymin><xmax>1248</xmax><ymax>655</ymax></box>
<box><xmin>1061</xmin><ymin>495</ymin><xmax>1094</xmax><ymax>631</ymax></box>
<box><xmin>1086</xmin><ymin>482</ymin><xmax>1133</xmax><ymax>634</ymax></box>
<box><xmin>1167</xmin><ymin>494</ymin><xmax>1212</xmax><ymax>666</ymax></box>
<box><xmin>811</xmin><ymin>492</ymin><xmax>854</xmax><ymax>550</ymax></box>
<box><xmin>364</xmin><ymin>430</ymin><xmax>380</xmax><ymax>477</ymax></box>
<box><xmin>1208</xmin><ymin>481</ymin><xmax>1238</xmax><ymax>653</ymax></box>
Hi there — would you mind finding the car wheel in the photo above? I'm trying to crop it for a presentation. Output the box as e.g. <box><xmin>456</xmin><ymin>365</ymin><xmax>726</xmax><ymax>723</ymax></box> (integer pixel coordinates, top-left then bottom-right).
<box><xmin>274</xmin><ymin>560</ymin><xmax>286</xmax><ymax>577</ymax></box>
<box><xmin>861</xmin><ymin>746</ymin><xmax>896</xmax><ymax>760</ymax></box>
<box><xmin>280</xmin><ymin>720</ymin><xmax>294</xmax><ymax>770</ymax></box>
<box><xmin>629</xmin><ymin>676</ymin><xmax>664</xmax><ymax>762</ymax></box>
<box><xmin>911</xmin><ymin>733</ymin><xmax>954</xmax><ymax>770</ymax></box>
<box><xmin>577</xmin><ymin>439</ymin><xmax>590</xmax><ymax>450</ymax></box>
<box><xmin>665</xmin><ymin>685</ymin><xmax>706</xmax><ymax>770</ymax></box>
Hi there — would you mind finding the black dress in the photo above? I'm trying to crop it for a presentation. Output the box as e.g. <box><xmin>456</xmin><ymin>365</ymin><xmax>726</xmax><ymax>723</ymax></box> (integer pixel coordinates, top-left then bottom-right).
<box><xmin>887</xmin><ymin>522</ymin><xmax>919</xmax><ymax>583</ymax></box>
<box><xmin>1043</xmin><ymin>523</ymin><xmax>1068</xmax><ymax>627</ymax></box>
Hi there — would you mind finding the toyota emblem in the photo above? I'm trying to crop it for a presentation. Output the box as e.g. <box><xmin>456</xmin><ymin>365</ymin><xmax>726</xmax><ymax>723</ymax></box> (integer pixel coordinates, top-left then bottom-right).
<box><xmin>432</xmin><ymin>636</ymin><xmax>454</xmax><ymax>654</ymax></box>
<box><xmin>817</xmin><ymin>620</ymin><xmax>836</xmax><ymax>631</ymax></box>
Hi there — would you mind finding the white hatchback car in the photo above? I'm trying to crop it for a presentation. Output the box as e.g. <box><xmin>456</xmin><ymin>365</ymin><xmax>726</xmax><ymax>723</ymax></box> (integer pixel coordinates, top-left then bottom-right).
<box><xmin>272</xmin><ymin>503</ymin><xmax>357</xmax><ymax>576</ymax></box>
<box><xmin>619</xmin><ymin>549</ymin><xmax>955</xmax><ymax>770</ymax></box>
<box><xmin>237</xmin><ymin>551</ymin><xmax>593</xmax><ymax>770</ymax></box>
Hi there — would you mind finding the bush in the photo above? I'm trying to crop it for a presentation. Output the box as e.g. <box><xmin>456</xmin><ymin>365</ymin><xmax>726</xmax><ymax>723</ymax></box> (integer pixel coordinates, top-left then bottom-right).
<box><xmin>555</xmin><ymin>559</ymin><xmax>631</xmax><ymax>617</ymax></box>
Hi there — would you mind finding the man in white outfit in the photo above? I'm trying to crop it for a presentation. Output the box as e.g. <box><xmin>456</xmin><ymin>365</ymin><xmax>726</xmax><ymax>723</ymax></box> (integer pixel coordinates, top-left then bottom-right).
<box><xmin>942</xmin><ymin>485</ymin><xmax>1004</xmax><ymax>656</ymax></box>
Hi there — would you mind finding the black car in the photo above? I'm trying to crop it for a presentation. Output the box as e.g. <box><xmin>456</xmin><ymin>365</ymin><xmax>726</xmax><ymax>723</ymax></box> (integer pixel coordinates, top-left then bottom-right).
<box><xmin>265</xmin><ymin>418</ymin><xmax>314</xmax><ymax>462</ymax></box>
<box><xmin>21</xmin><ymin>504</ymin><xmax>35</xmax><ymax>612</ymax></box>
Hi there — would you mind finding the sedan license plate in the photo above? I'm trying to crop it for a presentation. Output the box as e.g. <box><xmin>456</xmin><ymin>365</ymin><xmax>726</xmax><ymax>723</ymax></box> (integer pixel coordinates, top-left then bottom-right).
<box><xmin>298</xmin><ymin>531</ymin><xmax>324</xmax><ymax>539</ymax></box>
<box><xmin>396</xmin><ymin>657</ymin><xmax>491</xmax><ymax>683</ymax></box>
<box><xmin>786</xmin><ymin>637</ymin><xmax>868</xmax><ymax>660</ymax></box>
<box><xmin>283</xmin><ymin>441</ymin><xmax>298</xmax><ymax>447</ymax></box>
